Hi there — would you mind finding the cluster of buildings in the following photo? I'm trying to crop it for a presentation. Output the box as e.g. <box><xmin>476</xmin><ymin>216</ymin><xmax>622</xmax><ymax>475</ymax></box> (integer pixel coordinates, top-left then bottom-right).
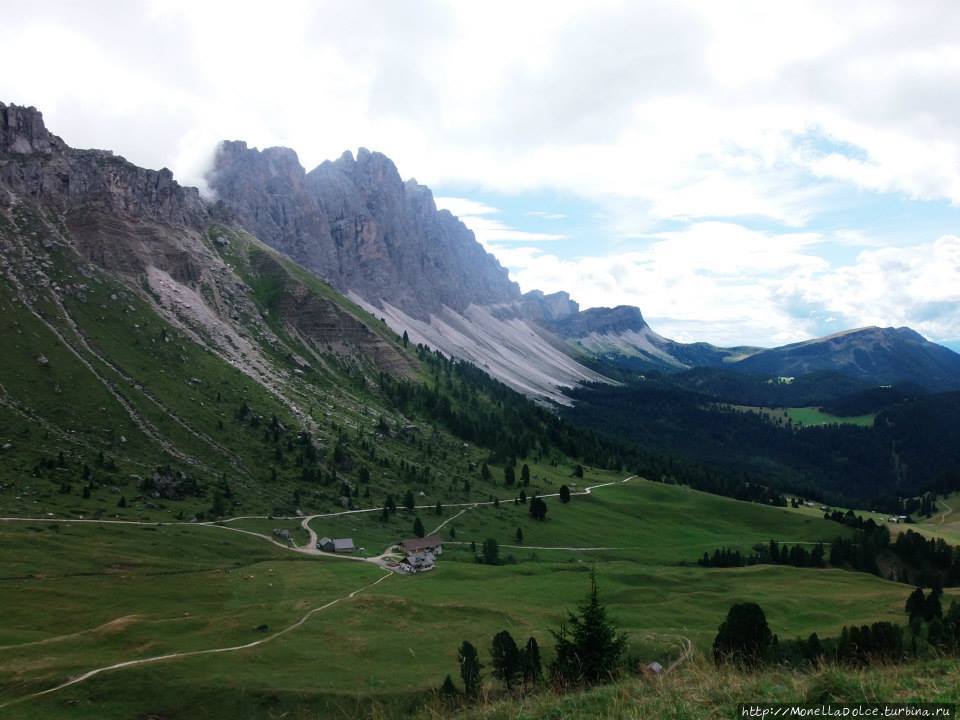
<box><xmin>310</xmin><ymin>531</ymin><xmax>445</xmax><ymax>574</ymax></box>
<box><xmin>392</xmin><ymin>535</ymin><xmax>443</xmax><ymax>573</ymax></box>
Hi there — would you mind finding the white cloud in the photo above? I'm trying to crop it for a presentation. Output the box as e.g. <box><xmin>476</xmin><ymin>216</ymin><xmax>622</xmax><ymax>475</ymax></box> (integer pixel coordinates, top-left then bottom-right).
<box><xmin>434</xmin><ymin>196</ymin><xmax>565</xmax><ymax>245</ymax></box>
<box><xmin>8</xmin><ymin>0</ymin><xmax>960</xmax><ymax>215</ymax></box>
<box><xmin>498</xmin><ymin>227</ymin><xmax>960</xmax><ymax>347</ymax></box>
<box><xmin>433</xmin><ymin>197</ymin><xmax>498</xmax><ymax>217</ymax></box>
<box><xmin>4</xmin><ymin>1</ymin><xmax>960</xmax><ymax>345</ymax></box>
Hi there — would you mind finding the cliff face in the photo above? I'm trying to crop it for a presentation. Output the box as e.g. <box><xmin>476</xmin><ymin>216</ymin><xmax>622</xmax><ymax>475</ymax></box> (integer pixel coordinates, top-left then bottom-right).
<box><xmin>0</xmin><ymin>102</ymin><xmax>206</xmax><ymax>227</ymax></box>
<box><xmin>209</xmin><ymin>143</ymin><xmax>520</xmax><ymax>318</ymax></box>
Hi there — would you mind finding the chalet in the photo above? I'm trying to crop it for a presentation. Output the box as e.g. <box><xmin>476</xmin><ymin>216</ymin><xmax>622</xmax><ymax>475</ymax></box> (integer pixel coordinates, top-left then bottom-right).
<box><xmin>272</xmin><ymin>528</ymin><xmax>292</xmax><ymax>542</ymax></box>
<box><xmin>400</xmin><ymin>535</ymin><xmax>443</xmax><ymax>571</ymax></box>
<box><xmin>401</xmin><ymin>535</ymin><xmax>443</xmax><ymax>555</ymax></box>
<box><xmin>317</xmin><ymin>537</ymin><xmax>355</xmax><ymax>553</ymax></box>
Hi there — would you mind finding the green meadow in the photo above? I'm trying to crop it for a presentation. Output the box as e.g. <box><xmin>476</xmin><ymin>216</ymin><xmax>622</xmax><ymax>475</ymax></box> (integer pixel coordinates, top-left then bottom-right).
<box><xmin>0</xmin><ymin>477</ymin><xmax>931</xmax><ymax>719</ymax></box>
<box><xmin>731</xmin><ymin>404</ymin><xmax>876</xmax><ymax>427</ymax></box>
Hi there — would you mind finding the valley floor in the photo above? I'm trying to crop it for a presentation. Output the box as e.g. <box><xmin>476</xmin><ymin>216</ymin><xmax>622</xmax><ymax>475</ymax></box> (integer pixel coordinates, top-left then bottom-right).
<box><xmin>0</xmin><ymin>476</ymin><xmax>947</xmax><ymax>718</ymax></box>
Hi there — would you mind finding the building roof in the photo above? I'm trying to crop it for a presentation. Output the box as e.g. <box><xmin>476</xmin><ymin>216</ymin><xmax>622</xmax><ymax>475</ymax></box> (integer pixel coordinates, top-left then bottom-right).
<box><xmin>318</xmin><ymin>536</ymin><xmax>333</xmax><ymax>546</ymax></box>
<box><xmin>401</xmin><ymin>535</ymin><xmax>443</xmax><ymax>553</ymax></box>
<box><xmin>333</xmin><ymin>538</ymin><xmax>355</xmax><ymax>551</ymax></box>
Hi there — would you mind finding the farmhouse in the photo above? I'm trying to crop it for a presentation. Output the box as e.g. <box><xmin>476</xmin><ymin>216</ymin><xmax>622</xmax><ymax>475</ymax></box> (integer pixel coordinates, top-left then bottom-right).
<box><xmin>317</xmin><ymin>537</ymin><xmax>355</xmax><ymax>553</ymax></box>
<box><xmin>400</xmin><ymin>535</ymin><xmax>443</xmax><ymax>571</ymax></box>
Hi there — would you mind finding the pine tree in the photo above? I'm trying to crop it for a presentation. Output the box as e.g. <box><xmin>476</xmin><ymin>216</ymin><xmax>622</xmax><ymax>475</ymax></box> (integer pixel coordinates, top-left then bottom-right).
<box><xmin>905</xmin><ymin>587</ymin><xmax>926</xmax><ymax>620</ymax></box>
<box><xmin>404</xmin><ymin>490</ymin><xmax>415</xmax><ymax>511</ymax></box>
<box><xmin>481</xmin><ymin>463</ymin><xmax>491</xmax><ymax>480</ymax></box>
<box><xmin>435</xmin><ymin>501</ymin><xmax>443</xmax><ymax>515</ymax></box>
<box><xmin>712</xmin><ymin>602</ymin><xmax>772</xmax><ymax>666</ymax></box>
<box><xmin>440</xmin><ymin>673</ymin><xmax>457</xmax><ymax>697</ymax></box>
<box><xmin>413</xmin><ymin>517</ymin><xmax>426</xmax><ymax>538</ymax></box>
<box><xmin>117</xmin><ymin>495</ymin><xmax>127</xmax><ymax>508</ymax></box>
<box><xmin>529</xmin><ymin>496</ymin><xmax>548</xmax><ymax>521</ymax></box>
<box><xmin>521</xmin><ymin>464</ymin><xmax>530</xmax><ymax>487</ymax></box>
<box><xmin>402</xmin><ymin>330</ymin><xmax>409</xmax><ymax>348</ymax></box>
<box><xmin>490</xmin><ymin>630</ymin><xmax>521</xmax><ymax>690</ymax></box>
<box><xmin>559</xmin><ymin>484</ymin><xmax>571</xmax><ymax>503</ymax></box>
<box><xmin>504</xmin><ymin>465</ymin><xmax>516</xmax><ymax>487</ymax></box>
<box><xmin>458</xmin><ymin>641</ymin><xmax>482</xmax><ymax>699</ymax></box>
<box><xmin>522</xmin><ymin>636</ymin><xmax>542</xmax><ymax>687</ymax></box>
<box><xmin>550</xmin><ymin>569</ymin><xmax>627</xmax><ymax>685</ymax></box>
<box><xmin>516</xmin><ymin>527</ymin><xmax>523</xmax><ymax>543</ymax></box>
<box><xmin>806</xmin><ymin>632</ymin><xmax>822</xmax><ymax>662</ymax></box>
<box><xmin>482</xmin><ymin>538</ymin><xmax>499</xmax><ymax>565</ymax></box>
<box><xmin>925</xmin><ymin>587</ymin><xmax>944</xmax><ymax>621</ymax></box>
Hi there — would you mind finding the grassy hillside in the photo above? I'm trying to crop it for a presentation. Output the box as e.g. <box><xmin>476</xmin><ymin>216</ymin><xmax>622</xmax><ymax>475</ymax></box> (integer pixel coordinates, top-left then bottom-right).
<box><xmin>439</xmin><ymin>655</ymin><xmax>960</xmax><ymax>720</ymax></box>
<box><xmin>0</xmin><ymin>478</ymin><xmax>932</xmax><ymax>719</ymax></box>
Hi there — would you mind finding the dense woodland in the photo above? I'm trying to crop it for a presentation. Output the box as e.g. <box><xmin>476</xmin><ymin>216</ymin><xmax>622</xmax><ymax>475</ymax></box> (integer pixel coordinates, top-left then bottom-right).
<box><xmin>563</xmin><ymin>379</ymin><xmax>960</xmax><ymax>511</ymax></box>
<box><xmin>383</xmin><ymin>346</ymin><xmax>793</xmax><ymax>508</ymax></box>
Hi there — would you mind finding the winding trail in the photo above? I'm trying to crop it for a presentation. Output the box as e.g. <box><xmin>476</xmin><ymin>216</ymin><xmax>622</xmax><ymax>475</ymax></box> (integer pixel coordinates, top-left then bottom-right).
<box><xmin>939</xmin><ymin>499</ymin><xmax>953</xmax><ymax>526</ymax></box>
<box><xmin>0</xmin><ymin>571</ymin><xmax>393</xmax><ymax>711</ymax></box>
<box><xmin>430</xmin><ymin>505</ymin><xmax>474</xmax><ymax>535</ymax></box>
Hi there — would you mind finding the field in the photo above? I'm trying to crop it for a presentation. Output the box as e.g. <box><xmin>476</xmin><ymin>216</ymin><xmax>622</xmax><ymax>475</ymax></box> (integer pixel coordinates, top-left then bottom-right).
<box><xmin>728</xmin><ymin>405</ymin><xmax>876</xmax><ymax>427</ymax></box>
<box><xmin>0</xmin><ymin>477</ymin><xmax>934</xmax><ymax>719</ymax></box>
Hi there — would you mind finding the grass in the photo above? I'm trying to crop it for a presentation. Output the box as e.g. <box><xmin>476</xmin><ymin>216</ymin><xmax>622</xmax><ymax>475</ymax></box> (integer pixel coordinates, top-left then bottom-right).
<box><xmin>435</xmin><ymin>655</ymin><xmax>960</xmax><ymax>720</ymax></box>
<box><xmin>729</xmin><ymin>405</ymin><xmax>876</xmax><ymax>427</ymax></box>
<box><xmin>1</xmin><ymin>478</ymin><xmax>940</xmax><ymax>719</ymax></box>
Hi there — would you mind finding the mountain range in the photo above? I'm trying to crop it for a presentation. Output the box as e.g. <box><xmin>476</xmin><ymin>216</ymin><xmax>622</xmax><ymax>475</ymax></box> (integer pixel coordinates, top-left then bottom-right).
<box><xmin>4</xmin><ymin>100</ymin><xmax>959</xmax><ymax>412</ymax></box>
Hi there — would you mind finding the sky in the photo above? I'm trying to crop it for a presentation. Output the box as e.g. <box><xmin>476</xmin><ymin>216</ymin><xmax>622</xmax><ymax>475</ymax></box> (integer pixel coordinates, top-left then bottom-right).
<box><xmin>2</xmin><ymin>1</ymin><xmax>959</xmax><ymax>350</ymax></box>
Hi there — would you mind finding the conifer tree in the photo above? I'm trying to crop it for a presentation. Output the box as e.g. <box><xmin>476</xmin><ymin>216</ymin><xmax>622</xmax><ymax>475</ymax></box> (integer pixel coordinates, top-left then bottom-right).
<box><xmin>550</xmin><ymin>569</ymin><xmax>627</xmax><ymax>684</ymax></box>
<box><xmin>458</xmin><ymin>641</ymin><xmax>482</xmax><ymax>699</ymax></box>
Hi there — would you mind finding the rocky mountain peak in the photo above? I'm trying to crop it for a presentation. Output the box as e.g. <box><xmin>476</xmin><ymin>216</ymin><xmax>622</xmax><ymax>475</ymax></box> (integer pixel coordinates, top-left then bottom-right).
<box><xmin>1</xmin><ymin>101</ymin><xmax>204</xmax><ymax>226</ymax></box>
<box><xmin>210</xmin><ymin>142</ymin><xmax>520</xmax><ymax>318</ymax></box>
<box><xmin>550</xmin><ymin>304</ymin><xmax>650</xmax><ymax>337</ymax></box>
<box><xmin>518</xmin><ymin>290</ymin><xmax>580</xmax><ymax>323</ymax></box>
<box><xmin>0</xmin><ymin>102</ymin><xmax>60</xmax><ymax>155</ymax></box>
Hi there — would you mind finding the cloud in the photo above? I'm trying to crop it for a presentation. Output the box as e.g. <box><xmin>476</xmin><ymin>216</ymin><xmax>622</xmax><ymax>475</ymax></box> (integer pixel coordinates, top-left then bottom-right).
<box><xmin>497</xmin><ymin>227</ymin><xmax>960</xmax><ymax>347</ymax></box>
<box><xmin>433</xmin><ymin>196</ymin><xmax>498</xmax><ymax>217</ymax></box>
<box><xmin>434</xmin><ymin>196</ymin><xmax>565</xmax><ymax>245</ymax></box>
<box><xmin>3</xmin><ymin>1</ymin><xmax>959</xmax><ymax>346</ymax></box>
<box><xmin>8</xmin><ymin>1</ymin><xmax>960</xmax><ymax>216</ymax></box>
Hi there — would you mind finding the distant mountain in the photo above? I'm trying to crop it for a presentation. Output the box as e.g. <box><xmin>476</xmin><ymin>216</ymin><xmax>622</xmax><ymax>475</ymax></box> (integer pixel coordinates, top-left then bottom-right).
<box><xmin>545</xmin><ymin>305</ymin><xmax>759</xmax><ymax>372</ymax></box>
<box><xmin>734</xmin><ymin>326</ymin><xmax>960</xmax><ymax>392</ymax></box>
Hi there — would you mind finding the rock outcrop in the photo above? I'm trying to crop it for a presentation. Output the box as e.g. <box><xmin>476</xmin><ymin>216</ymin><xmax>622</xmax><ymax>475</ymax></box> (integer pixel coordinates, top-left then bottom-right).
<box><xmin>209</xmin><ymin>142</ymin><xmax>520</xmax><ymax>319</ymax></box>
<box><xmin>0</xmin><ymin>102</ymin><xmax>206</xmax><ymax>226</ymax></box>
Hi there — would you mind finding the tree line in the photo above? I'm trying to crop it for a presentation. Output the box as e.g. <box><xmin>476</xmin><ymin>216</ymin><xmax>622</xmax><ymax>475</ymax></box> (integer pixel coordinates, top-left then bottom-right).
<box><xmin>714</xmin><ymin>586</ymin><xmax>960</xmax><ymax>669</ymax></box>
